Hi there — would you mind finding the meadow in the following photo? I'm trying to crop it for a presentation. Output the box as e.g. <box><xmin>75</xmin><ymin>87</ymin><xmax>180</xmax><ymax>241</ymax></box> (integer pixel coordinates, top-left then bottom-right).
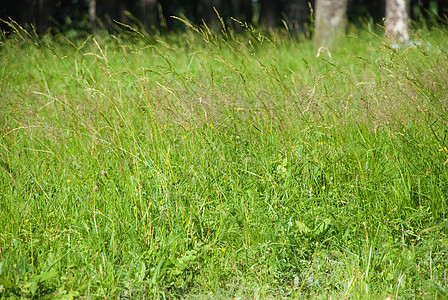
<box><xmin>1</xmin><ymin>21</ymin><xmax>448</xmax><ymax>298</ymax></box>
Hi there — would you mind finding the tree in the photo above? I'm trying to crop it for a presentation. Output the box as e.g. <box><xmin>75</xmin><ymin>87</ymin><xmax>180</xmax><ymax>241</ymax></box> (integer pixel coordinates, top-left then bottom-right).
<box><xmin>89</xmin><ymin>0</ymin><xmax>97</xmax><ymax>30</ymax></box>
<box><xmin>385</xmin><ymin>0</ymin><xmax>410</xmax><ymax>42</ymax></box>
<box><xmin>314</xmin><ymin>0</ymin><xmax>349</xmax><ymax>48</ymax></box>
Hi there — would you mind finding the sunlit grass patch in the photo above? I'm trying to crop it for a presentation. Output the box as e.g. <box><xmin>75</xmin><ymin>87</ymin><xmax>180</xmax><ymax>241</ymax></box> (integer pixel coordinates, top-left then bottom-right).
<box><xmin>0</xmin><ymin>23</ymin><xmax>447</xmax><ymax>298</ymax></box>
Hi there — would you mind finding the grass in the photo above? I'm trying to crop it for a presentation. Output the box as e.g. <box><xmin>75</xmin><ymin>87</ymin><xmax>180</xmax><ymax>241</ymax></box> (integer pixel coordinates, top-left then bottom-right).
<box><xmin>1</xmin><ymin>22</ymin><xmax>448</xmax><ymax>298</ymax></box>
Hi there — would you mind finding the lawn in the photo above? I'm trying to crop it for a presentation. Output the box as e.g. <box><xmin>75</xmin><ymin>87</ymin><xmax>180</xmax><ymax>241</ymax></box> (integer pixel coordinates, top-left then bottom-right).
<box><xmin>1</xmin><ymin>22</ymin><xmax>448</xmax><ymax>298</ymax></box>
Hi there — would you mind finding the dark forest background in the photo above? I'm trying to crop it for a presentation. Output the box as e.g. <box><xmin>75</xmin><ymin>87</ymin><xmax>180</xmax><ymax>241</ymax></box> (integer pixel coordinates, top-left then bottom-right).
<box><xmin>1</xmin><ymin>0</ymin><xmax>447</xmax><ymax>36</ymax></box>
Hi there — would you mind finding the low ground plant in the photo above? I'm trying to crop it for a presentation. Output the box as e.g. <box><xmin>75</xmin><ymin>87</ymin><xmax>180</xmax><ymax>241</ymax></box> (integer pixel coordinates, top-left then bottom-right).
<box><xmin>1</xmin><ymin>22</ymin><xmax>448</xmax><ymax>298</ymax></box>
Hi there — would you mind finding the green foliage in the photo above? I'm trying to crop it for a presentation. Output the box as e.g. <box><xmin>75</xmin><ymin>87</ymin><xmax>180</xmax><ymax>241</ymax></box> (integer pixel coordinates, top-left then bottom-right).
<box><xmin>1</xmin><ymin>23</ymin><xmax>448</xmax><ymax>298</ymax></box>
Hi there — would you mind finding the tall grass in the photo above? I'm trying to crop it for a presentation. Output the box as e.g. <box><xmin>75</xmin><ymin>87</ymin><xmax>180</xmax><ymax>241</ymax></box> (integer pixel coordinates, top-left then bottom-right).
<box><xmin>1</xmin><ymin>22</ymin><xmax>447</xmax><ymax>298</ymax></box>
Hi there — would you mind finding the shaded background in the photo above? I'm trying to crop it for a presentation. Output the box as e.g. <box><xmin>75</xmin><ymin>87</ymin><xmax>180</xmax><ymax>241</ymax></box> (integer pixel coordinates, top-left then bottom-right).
<box><xmin>0</xmin><ymin>0</ymin><xmax>447</xmax><ymax>35</ymax></box>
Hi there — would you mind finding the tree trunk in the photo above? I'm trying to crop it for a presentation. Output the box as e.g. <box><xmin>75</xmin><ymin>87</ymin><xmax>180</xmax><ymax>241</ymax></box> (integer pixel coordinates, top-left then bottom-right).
<box><xmin>314</xmin><ymin>0</ymin><xmax>348</xmax><ymax>48</ymax></box>
<box><xmin>259</xmin><ymin>0</ymin><xmax>280</xmax><ymax>29</ymax></box>
<box><xmin>89</xmin><ymin>0</ymin><xmax>97</xmax><ymax>30</ymax></box>
<box><xmin>141</xmin><ymin>0</ymin><xmax>159</xmax><ymax>31</ymax></box>
<box><xmin>386</xmin><ymin>0</ymin><xmax>410</xmax><ymax>42</ymax></box>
